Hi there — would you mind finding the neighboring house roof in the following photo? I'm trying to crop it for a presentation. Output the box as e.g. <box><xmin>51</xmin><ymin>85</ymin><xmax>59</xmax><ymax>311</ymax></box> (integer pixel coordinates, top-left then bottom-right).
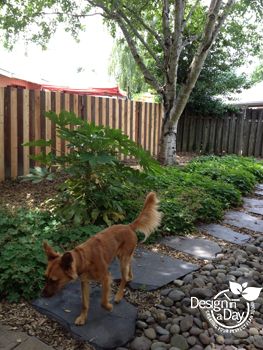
<box><xmin>231</xmin><ymin>81</ymin><xmax>263</xmax><ymax>107</ymax></box>
<box><xmin>41</xmin><ymin>84</ymin><xmax>126</xmax><ymax>97</ymax></box>
<box><xmin>0</xmin><ymin>72</ymin><xmax>126</xmax><ymax>98</ymax></box>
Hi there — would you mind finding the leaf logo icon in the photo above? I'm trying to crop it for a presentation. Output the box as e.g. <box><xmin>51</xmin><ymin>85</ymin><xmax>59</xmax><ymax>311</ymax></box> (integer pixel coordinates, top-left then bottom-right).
<box><xmin>229</xmin><ymin>281</ymin><xmax>243</xmax><ymax>295</ymax></box>
<box><xmin>229</xmin><ymin>281</ymin><xmax>262</xmax><ymax>301</ymax></box>
<box><xmin>242</xmin><ymin>287</ymin><xmax>262</xmax><ymax>301</ymax></box>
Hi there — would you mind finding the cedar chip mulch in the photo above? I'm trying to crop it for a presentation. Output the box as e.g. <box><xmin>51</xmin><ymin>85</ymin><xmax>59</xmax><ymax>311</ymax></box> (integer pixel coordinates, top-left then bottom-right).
<box><xmin>0</xmin><ymin>179</ymin><xmax>61</xmax><ymax>211</ymax></box>
<box><xmin>0</xmin><ymin>302</ymin><xmax>94</xmax><ymax>350</ymax></box>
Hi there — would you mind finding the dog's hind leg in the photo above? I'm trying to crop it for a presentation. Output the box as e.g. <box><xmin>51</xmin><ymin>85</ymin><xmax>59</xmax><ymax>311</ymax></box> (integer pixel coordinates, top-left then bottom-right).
<box><xmin>75</xmin><ymin>279</ymin><xmax>90</xmax><ymax>326</ymax></box>
<box><xmin>101</xmin><ymin>273</ymin><xmax>113</xmax><ymax>311</ymax></box>
<box><xmin>114</xmin><ymin>256</ymin><xmax>132</xmax><ymax>303</ymax></box>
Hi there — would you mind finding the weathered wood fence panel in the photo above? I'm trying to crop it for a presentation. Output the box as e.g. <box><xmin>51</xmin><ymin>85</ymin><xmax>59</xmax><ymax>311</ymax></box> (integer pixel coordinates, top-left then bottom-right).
<box><xmin>0</xmin><ymin>87</ymin><xmax>163</xmax><ymax>180</ymax></box>
<box><xmin>177</xmin><ymin>108</ymin><xmax>263</xmax><ymax>157</ymax></box>
<box><xmin>1</xmin><ymin>86</ymin><xmax>263</xmax><ymax>181</ymax></box>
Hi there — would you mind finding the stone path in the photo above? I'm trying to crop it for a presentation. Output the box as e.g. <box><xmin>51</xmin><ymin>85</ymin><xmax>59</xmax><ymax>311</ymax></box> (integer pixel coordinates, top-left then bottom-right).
<box><xmin>30</xmin><ymin>187</ymin><xmax>263</xmax><ymax>350</ymax></box>
<box><xmin>161</xmin><ymin>237</ymin><xmax>221</xmax><ymax>260</ymax></box>
<box><xmin>33</xmin><ymin>284</ymin><xmax>137</xmax><ymax>349</ymax></box>
<box><xmin>198</xmin><ymin>223</ymin><xmax>251</xmax><ymax>245</ymax></box>
<box><xmin>110</xmin><ymin>248</ymin><xmax>199</xmax><ymax>290</ymax></box>
<box><xmin>0</xmin><ymin>324</ymin><xmax>54</xmax><ymax>350</ymax></box>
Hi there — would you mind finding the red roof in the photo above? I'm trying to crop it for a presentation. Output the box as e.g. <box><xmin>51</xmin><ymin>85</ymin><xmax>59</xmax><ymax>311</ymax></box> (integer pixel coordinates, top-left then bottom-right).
<box><xmin>41</xmin><ymin>84</ymin><xmax>126</xmax><ymax>97</ymax></box>
<box><xmin>0</xmin><ymin>73</ymin><xmax>126</xmax><ymax>98</ymax></box>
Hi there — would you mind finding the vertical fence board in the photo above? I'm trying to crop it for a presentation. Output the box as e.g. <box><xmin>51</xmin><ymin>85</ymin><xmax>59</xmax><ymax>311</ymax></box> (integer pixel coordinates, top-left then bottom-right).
<box><xmin>188</xmin><ymin>118</ymin><xmax>196</xmax><ymax>152</ymax></box>
<box><xmin>248</xmin><ymin>110</ymin><xmax>258</xmax><ymax>156</ymax></box>
<box><xmin>208</xmin><ymin>118</ymin><xmax>216</xmax><ymax>153</ymax></box>
<box><xmin>10</xmin><ymin>88</ymin><xmax>18</xmax><ymax>178</ymax></box>
<box><xmin>214</xmin><ymin>118</ymin><xmax>222</xmax><ymax>154</ymax></box>
<box><xmin>194</xmin><ymin>118</ymin><xmax>202</xmax><ymax>153</ymax></box>
<box><xmin>255</xmin><ymin>109</ymin><xmax>263</xmax><ymax>157</ymax></box>
<box><xmin>109</xmin><ymin>98</ymin><xmax>117</xmax><ymax>129</ymax></box>
<box><xmin>243</xmin><ymin>109</ymin><xmax>251</xmax><ymax>156</ymax></box>
<box><xmin>0</xmin><ymin>88</ymin><xmax>4</xmax><ymax>181</ymax></box>
<box><xmin>23</xmin><ymin>90</ymin><xmax>30</xmax><ymax>175</ymax></box>
<box><xmin>55</xmin><ymin>92</ymin><xmax>61</xmax><ymax>156</ymax></box>
<box><xmin>177</xmin><ymin>117</ymin><xmax>184</xmax><ymax>152</ymax></box>
<box><xmin>183</xmin><ymin>117</ymin><xmax>191</xmax><ymax>152</ymax></box>
<box><xmin>17</xmin><ymin>89</ymin><xmax>24</xmax><ymax>176</ymax></box>
<box><xmin>141</xmin><ymin>102</ymin><xmax>145</xmax><ymax>149</ymax></box>
<box><xmin>34</xmin><ymin>90</ymin><xmax>41</xmax><ymax>162</ymax></box>
<box><xmin>227</xmin><ymin>114</ymin><xmax>236</xmax><ymax>154</ymax></box>
<box><xmin>202</xmin><ymin>118</ymin><xmax>210</xmax><ymax>153</ymax></box>
<box><xmin>45</xmin><ymin>91</ymin><xmax>52</xmax><ymax>155</ymax></box>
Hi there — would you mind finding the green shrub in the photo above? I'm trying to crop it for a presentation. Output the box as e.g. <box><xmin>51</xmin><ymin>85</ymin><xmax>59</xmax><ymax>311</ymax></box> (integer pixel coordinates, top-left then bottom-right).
<box><xmin>0</xmin><ymin>208</ymin><xmax>102</xmax><ymax>301</ymax></box>
<box><xmin>186</xmin><ymin>156</ymin><xmax>260</xmax><ymax>195</ymax></box>
<box><xmin>23</xmin><ymin>111</ymin><xmax>159</xmax><ymax>226</ymax></box>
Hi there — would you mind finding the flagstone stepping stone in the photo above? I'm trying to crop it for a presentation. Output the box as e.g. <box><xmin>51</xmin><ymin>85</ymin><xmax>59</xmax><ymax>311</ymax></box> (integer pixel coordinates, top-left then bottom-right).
<box><xmin>161</xmin><ymin>237</ymin><xmax>221</xmax><ymax>260</ymax></box>
<box><xmin>224</xmin><ymin>211</ymin><xmax>263</xmax><ymax>233</ymax></box>
<box><xmin>244</xmin><ymin>198</ymin><xmax>263</xmax><ymax>215</ymax></box>
<box><xmin>255</xmin><ymin>184</ymin><xmax>263</xmax><ymax>196</ymax></box>
<box><xmin>198</xmin><ymin>223</ymin><xmax>251</xmax><ymax>245</ymax></box>
<box><xmin>32</xmin><ymin>282</ymin><xmax>137</xmax><ymax>349</ymax></box>
<box><xmin>110</xmin><ymin>248</ymin><xmax>199</xmax><ymax>290</ymax></box>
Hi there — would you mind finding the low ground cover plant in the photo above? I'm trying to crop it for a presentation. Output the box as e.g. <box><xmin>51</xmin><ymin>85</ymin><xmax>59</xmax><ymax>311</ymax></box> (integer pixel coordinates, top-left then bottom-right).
<box><xmin>1</xmin><ymin>113</ymin><xmax>263</xmax><ymax>302</ymax></box>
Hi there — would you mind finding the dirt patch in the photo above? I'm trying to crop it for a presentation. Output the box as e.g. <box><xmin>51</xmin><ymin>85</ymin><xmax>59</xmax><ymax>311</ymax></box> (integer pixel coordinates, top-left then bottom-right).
<box><xmin>0</xmin><ymin>179</ymin><xmax>61</xmax><ymax>211</ymax></box>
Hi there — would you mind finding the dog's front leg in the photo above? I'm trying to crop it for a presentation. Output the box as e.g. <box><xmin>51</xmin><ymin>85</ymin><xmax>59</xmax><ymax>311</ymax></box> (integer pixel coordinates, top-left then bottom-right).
<box><xmin>75</xmin><ymin>279</ymin><xmax>89</xmax><ymax>325</ymax></box>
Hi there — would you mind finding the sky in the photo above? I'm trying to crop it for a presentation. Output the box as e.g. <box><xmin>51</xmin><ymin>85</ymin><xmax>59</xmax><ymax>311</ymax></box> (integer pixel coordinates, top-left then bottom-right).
<box><xmin>0</xmin><ymin>16</ymin><xmax>115</xmax><ymax>88</ymax></box>
<box><xmin>0</xmin><ymin>14</ymin><xmax>262</xmax><ymax>103</ymax></box>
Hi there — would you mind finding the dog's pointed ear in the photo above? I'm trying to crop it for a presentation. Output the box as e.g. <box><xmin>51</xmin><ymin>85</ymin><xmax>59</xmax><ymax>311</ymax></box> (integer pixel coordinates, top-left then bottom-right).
<box><xmin>43</xmin><ymin>241</ymin><xmax>60</xmax><ymax>260</ymax></box>
<box><xmin>60</xmin><ymin>252</ymin><xmax>78</xmax><ymax>279</ymax></box>
<box><xmin>60</xmin><ymin>252</ymin><xmax>73</xmax><ymax>270</ymax></box>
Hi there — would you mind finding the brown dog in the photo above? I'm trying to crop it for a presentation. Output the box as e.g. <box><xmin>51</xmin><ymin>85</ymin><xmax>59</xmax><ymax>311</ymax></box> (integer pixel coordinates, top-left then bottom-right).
<box><xmin>43</xmin><ymin>192</ymin><xmax>161</xmax><ymax>325</ymax></box>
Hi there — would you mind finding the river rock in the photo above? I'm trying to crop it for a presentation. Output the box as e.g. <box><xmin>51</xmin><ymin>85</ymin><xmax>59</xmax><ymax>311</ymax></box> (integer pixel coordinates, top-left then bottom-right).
<box><xmin>130</xmin><ymin>336</ymin><xmax>152</xmax><ymax>350</ymax></box>
<box><xmin>144</xmin><ymin>328</ymin><xmax>157</xmax><ymax>340</ymax></box>
<box><xmin>170</xmin><ymin>335</ymin><xmax>189</xmax><ymax>349</ymax></box>
<box><xmin>180</xmin><ymin>316</ymin><xmax>194</xmax><ymax>332</ymax></box>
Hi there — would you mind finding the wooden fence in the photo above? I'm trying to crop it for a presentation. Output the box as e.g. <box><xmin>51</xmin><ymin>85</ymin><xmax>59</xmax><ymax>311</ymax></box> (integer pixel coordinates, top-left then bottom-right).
<box><xmin>0</xmin><ymin>87</ymin><xmax>163</xmax><ymax>181</ymax></box>
<box><xmin>177</xmin><ymin>108</ymin><xmax>263</xmax><ymax>157</ymax></box>
<box><xmin>1</xmin><ymin>87</ymin><xmax>263</xmax><ymax>181</ymax></box>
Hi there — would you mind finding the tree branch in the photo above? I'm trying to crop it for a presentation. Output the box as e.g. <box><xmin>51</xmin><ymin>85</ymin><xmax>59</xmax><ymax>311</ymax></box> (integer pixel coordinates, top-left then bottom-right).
<box><xmin>86</xmin><ymin>0</ymin><xmax>162</xmax><ymax>93</ymax></box>
<box><xmin>117</xmin><ymin>17</ymin><xmax>163</xmax><ymax>92</ymax></box>
<box><xmin>123</xmin><ymin>4</ymin><xmax>164</xmax><ymax>49</ymax></box>
<box><xmin>170</xmin><ymin>0</ymin><xmax>236</xmax><ymax>122</ymax></box>
<box><xmin>167</xmin><ymin>0</ymin><xmax>185</xmax><ymax>90</ymax></box>
<box><xmin>40</xmin><ymin>11</ymin><xmax>102</xmax><ymax>18</ymax></box>
<box><xmin>116</xmin><ymin>8</ymin><xmax>164</xmax><ymax>69</ymax></box>
<box><xmin>182</xmin><ymin>0</ymin><xmax>200</xmax><ymax>30</ymax></box>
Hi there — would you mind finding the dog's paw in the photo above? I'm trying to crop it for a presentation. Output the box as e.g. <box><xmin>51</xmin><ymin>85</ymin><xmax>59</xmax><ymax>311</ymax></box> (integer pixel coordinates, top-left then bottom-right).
<box><xmin>75</xmin><ymin>315</ymin><xmax>86</xmax><ymax>326</ymax></box>
<box><xmin>114</xmin><ymin>294</ymin><xmax>122</xmax><ymax>303</ymax></box>
<box><xmin>102</xmin><ymin>303</ymin><xmax>113</xmax><ymax>311</ymax></box>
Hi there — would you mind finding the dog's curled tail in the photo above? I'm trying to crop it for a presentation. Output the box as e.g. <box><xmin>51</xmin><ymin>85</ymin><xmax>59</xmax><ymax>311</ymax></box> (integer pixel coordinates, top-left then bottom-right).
<box><xmin>130</xmin><ymin>192</ymin><xmax>162</xmax><ymax>242</ymax></box>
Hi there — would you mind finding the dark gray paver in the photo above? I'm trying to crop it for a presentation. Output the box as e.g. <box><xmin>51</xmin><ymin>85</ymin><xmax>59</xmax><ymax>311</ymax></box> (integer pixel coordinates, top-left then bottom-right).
<box><xmin>16</xmin><ymin>337</ymin><xmax>53</xmax><ymax>350</ymax></box>
<box><xmin>161</xmin><ymin>237</ymin><xmax>221</xmax><ymax>259</ymax></box>
<box><xmin>0</xmin><ymin>324</ymin><xmax>53</xmax><ymax>350</ymax></box>
<box><xmin>224</xmin><ymin>210</ymin><xmax>263</xmax><ymax>233</ymax></box>
<box><xmin>32</xmin><ymin>282</ymin><xmax>137</xmax><ymax>350</ymax></box>
<box><xmin>198</xmin><ymin>223</ymin><xmax>251</xmax><ymax>245</ymax></box>
<box><xmin>110</xmin><ymin>248</ymin><xmax>199</xmax><ymax>290</ymax></box>
<box><xmin>0</xmin><ymin>325</ymin><xmax>28</xmax><ymax>350</ymax></box>
<box><xmin>244</xmin><ymin>198</ymin><xmax>263</xmax><ymax>215</ymax></box>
